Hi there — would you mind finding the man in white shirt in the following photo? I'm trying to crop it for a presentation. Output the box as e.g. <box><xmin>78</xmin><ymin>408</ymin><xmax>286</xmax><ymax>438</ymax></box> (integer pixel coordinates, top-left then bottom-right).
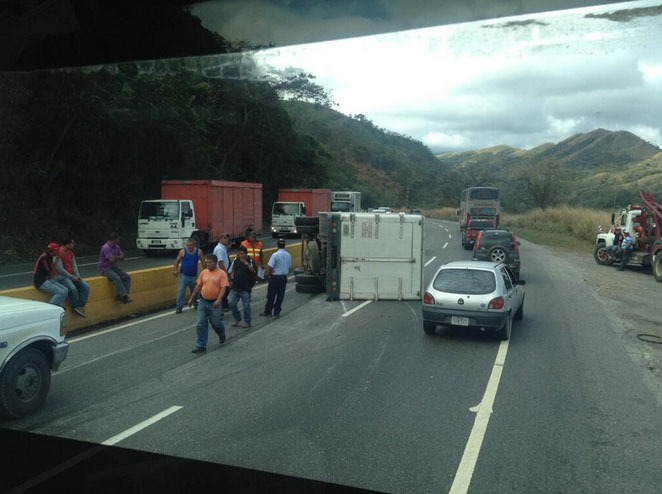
<box><xmin>260</xmin><ymin>238</ymin><xmax>292</xmax><ymax>318</ymax></box>
<box><xmin>212</xmin><ymin>233</ymin><xmax>231</xmax><ymax>311</ymax></box>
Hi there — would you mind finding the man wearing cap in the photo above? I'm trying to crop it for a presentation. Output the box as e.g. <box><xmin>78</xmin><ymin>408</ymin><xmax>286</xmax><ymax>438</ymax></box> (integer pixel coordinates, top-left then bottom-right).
<box><xmin>33</xmin><ymin>243</ymin><xmax>68</xmax><ymax>306</ymax></box>
<box><xmin>241</xmin><ymin>230</ymin><xmax>264</xmax><ymax>281</ymax></box>
<box><xmin>99</xmin><ymin>232</ymin><xmax>132</xmax><ymax>303</ymax></box>
<box><xmin>618</xmin><ymin>231</ymin><xmax>635</xmax><ymax>271</ymax></box>
<box><xmin>260</xmin><ymin>238</ymin><xmax>292</xmax><ymax>318</ymax></box>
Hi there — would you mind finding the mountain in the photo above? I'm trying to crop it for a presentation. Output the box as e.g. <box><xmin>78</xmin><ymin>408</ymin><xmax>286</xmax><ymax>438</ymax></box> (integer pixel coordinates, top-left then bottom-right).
<box><xmin>435</xmin><ymin>129</ymin><xmax>662</xmax><ymax>210</ymax></box>
<box><xmin>282</xmin><ymin>100</ymin><xmax>450</xmax><ymax>209</ymax></box>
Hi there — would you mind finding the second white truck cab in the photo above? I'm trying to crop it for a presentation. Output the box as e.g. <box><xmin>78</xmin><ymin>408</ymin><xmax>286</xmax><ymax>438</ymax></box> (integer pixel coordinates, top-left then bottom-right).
<box><xmin>271</xmin><ymin>202</ymin><xmax>305</xmax><ymax>237</ymax></box>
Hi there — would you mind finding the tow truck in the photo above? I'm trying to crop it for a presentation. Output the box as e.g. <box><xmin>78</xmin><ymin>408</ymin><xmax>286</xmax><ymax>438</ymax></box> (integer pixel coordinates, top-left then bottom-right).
<box><xmin>594</xmin><ymin>191</ymin><xmax>662</xmax><ymax>282</ymax></box>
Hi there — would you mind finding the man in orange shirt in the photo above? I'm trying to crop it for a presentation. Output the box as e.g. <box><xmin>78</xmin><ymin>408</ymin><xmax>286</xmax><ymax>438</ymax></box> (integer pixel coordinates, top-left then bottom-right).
<box><xmin>188</xmin><ymin>253</ymin><xmax>229</xmax><ymax>353</ymax></box>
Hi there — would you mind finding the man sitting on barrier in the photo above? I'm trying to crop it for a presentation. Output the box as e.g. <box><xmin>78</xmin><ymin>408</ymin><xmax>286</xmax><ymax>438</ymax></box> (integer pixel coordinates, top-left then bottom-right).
<box><xmin>98</xmin><ymin>232</ymin><xmax>132</xmax><ymax>304</ymax></box>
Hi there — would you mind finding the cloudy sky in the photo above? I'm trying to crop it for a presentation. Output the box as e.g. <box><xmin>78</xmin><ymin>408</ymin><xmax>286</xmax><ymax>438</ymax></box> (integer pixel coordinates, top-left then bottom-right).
<box><xmin>194</xmin><ymin>0</ymin><xmax>662</xmax><ymax>153</ymax></box>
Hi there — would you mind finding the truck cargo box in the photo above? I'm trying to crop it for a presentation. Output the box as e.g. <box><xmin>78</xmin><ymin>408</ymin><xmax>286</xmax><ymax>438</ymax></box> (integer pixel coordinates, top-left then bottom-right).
<box><xmin>320</xmin><ymin>212</ymin><xmax>424</xmax><ymax>300</ymax></box>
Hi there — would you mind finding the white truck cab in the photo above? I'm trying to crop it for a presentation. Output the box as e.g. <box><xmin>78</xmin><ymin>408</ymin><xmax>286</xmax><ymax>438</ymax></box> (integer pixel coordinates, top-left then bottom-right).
<box><xmin>137</xmin><ymin>199</ymin><xmax>196</xmax><ymax>254</ymax></box>
<box><xmin>0</xmin><ymin>296</ymin><xmax>69</xmax><ymax>419</ymax></box>
<box><xmin>271</xmin><ymin>202</ymin><xmax>305</xmax><ymax>237</ymax></box>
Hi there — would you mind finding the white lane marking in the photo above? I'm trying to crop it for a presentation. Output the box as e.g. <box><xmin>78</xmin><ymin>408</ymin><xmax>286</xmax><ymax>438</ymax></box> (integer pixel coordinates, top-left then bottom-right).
<box><xmin>444</xmin><ymin>228</ymin><xmax>448</xmax><ymax>232</ymax></box>
<box><xmin>449</xmin><ymin>339</ymin><xmax>510</xmax><ymax>494</ymax></box>
<box><xmin>341</xmin><ymin>300</ymin><xmax>372</xmax><ymax>317</ymax></box>
<box><xmin>68</xmin><ymin>275</ymin><xmax>295</xmax><ymax>343</ymax></box>
<box><xmin>102</xmin><ymin>406</ymin><xmax>183</xmax><ymax>446</ymax></box>
<box><xmin>6</xmin><ymin>407</ymin><xmax>183</xmax><ymax>493</ymax></box>
<box><xmin>425</xmin><ymin>256</ymin><xmax>437</xmax><ymax>267</ymax></box>
<box><xmin>443</xmin><ymin>242</ymin><xmax>449</xmax><ymax>249</ymax></box>
<box><xmin>449</xmin><ymin>234</ymin><xmax>452</xmax><ymax>239</ymax></box>
<box><xmin>57</xmin><ymin>326</ymin><xmax>194</xmax><ymax>373</ymax></box>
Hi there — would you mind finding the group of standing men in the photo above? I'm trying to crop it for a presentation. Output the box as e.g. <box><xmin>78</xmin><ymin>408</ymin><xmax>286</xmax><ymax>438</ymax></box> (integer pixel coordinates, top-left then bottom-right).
<box><xmin>32</xmin><ymin>232</ymin><xmax>133</xmax><ymax>316</ymax></box>
<box><xmin>173</xmin><ymin>231</ymin><xmax>292</xmax><ymax>353</ymax></box>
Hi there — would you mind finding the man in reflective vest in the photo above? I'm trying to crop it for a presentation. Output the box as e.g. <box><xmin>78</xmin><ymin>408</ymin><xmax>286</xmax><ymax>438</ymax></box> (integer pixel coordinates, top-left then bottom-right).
<box><xmin>241</xmin><ymin>230</ymin><xmax>264</xmax><ymax>280</ymax></box>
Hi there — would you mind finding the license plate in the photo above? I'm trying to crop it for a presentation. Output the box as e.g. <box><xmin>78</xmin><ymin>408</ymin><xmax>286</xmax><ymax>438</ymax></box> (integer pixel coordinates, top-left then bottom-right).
<box><xmin>151</xmin><ymin>240</ymin><xmax>163</xmax><ymax>244</ymax></box>
<box><xmin>451</xmin><ymin>316</ymin><xmax>469</xmax><ymax>326</ymax></box>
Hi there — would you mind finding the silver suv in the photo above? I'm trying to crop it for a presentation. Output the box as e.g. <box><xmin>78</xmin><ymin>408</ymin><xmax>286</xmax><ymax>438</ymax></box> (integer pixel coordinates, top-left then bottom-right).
<box><xmin>421</xmin><ymin>261</ymin><xmax>525</xmax><ymax>340</ymax></box>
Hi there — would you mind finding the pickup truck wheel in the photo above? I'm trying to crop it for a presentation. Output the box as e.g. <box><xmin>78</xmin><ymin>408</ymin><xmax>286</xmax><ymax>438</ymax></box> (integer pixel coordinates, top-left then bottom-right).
<box><xmin>423</xmin><ymin>321</ymin><xmax>437</xmax><ymax>335</ymax></box>
<box><xmin>593</xmin><ymin>242</ymin><xmax>614</xmax><ymax>266</ymax></box>
<box><xmin>497</xmin><ymin>313</ymin><xmax>512</xmax><ymax>341</ymax></box>
<box><xmin>653</xmin><ymin>252</ymin><xmax>662</xmax><ymax>282</ymax></box>
<box><xmin>295</xmin><ymin>282</ymin><xmax>325</xmax><ymax>293</ymax></box>
<box><xmin>0</xmin><ymin>348</ymin><xmax>51</xmax><ymax>419</ymax></box>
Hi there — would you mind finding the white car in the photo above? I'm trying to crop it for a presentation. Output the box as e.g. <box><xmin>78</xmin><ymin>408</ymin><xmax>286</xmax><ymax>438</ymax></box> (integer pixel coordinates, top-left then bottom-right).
<box><xmin>0</xmin><ymin>296</ymin><xmax>69</xmax><ymax>419</ymax></box>
<box><xmin>421</xmin><ymin>261</ymin><xmax>525</xmax><ymax>340</ymax></box>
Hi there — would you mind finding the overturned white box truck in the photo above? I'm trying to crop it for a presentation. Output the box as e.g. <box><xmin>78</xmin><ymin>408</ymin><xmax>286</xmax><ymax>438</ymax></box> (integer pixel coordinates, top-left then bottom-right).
<box><xmin>295</xmin><ymin>212</ymin><xmax>424</xmax><ymax>300</ymax></box>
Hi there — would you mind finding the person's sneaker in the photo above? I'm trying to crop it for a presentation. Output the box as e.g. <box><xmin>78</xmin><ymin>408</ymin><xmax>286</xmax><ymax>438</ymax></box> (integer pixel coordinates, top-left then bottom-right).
<box><xmin>259</xmin><ymin>312</ymin><xmax>271</xmax><ymax>317</ymax></box>
<box><xmin>274</xmin><ymin>313</ymin><xmax>281</xmax><ymax>318</ymax></box>
<box><xmin>175</xmin><ymin>307</ymin><xmax>183</xmax><ymax>314</ymax></box>
<box><xmin>241</xmin><ymin>322</ymin><xmax>251</xmax><ymax>328</ymax></box>
<box><xmin>122</xmin><ymin>295</ymin><xmax>133</xmax><ymax>304</ymax></box>
<box><xmin>232</xmin><ymin>320</ymin><xmax>241</xmax><ymax>327</ymax></box>
<box><xmin>73</xmin><ymin>307</ymin><xmax>87</xmax><ymax>318</ymax></box>
<box><xmin>219</xmin><ymin>336</ymin><xmax>226</xmax><ymax>345</ymax></box>
<box><xmin>191</xmin><ymin>347</ymin><xmax>206</xmax><ymax>353</ymax></box>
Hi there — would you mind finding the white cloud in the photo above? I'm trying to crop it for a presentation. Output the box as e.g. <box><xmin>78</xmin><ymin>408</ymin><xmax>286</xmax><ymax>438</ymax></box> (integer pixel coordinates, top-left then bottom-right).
<box><xmin>252</xmin><ymin>0</ymin><xmax>662</xmax><ymax>152</ymax></box>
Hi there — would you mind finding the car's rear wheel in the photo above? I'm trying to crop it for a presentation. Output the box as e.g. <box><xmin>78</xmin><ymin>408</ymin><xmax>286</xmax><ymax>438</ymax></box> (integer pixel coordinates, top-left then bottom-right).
<box><xmin>0</xmin><ymin>348</ymin><xmax>51</xmax><ymax>419</ymax></box>
<box><xmin>497</xmin><ymin>313</ymin><xmax>512</xmax><ymax>341</ymax></box>
<box><xmin>514</xmin><ymin>300</ymin><xmax>524</xmax><ymax>320</ymax></box>
<box><xmin>423</xmin><ymin>321</ymin><xmax>437</xmax><ymax>335</ymax></box>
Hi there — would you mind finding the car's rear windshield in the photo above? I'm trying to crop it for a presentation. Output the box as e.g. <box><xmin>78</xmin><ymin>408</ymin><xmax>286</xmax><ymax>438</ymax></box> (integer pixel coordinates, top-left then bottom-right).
<box><xmin>433</xmin><ymin>269</ymin><xmax>496</xmax><ymax>294</ymax></box>
<box><xmin>468</xmin><ymin>221</ymin><xmax>494</xmax><ymax>229</ymax></box>
<box><xmin>482</xmin><ymin>231</ymin><xmax>512</xmax><ymax>241</ymax></box>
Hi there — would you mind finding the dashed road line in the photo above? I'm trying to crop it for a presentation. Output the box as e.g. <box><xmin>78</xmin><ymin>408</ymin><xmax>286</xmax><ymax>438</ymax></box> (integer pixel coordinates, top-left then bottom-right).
<box><xmin>425</xmin><ymin>257</ymin><xmax>437</xmax><ymax>267</ymax></box>
<box><xmin>443</xmin><ymin>242</ymin><xmax>449</xmax><ymax>249</ymax></box>
<box><xmin>342</xmin><ymin>300</ymin><xmax>372</xmax><ymax>317</ymax></box>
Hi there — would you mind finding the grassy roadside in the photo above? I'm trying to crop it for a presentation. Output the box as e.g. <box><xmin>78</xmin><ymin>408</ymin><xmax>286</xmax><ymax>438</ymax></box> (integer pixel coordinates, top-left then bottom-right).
<box><xmin>422</xmin><ymin>205</ymin><xmax>609</xmax><ymax>255</ymax></box>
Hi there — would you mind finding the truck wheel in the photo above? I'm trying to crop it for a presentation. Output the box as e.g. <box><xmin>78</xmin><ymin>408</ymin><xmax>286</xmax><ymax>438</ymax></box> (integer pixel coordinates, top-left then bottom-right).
<box><xmin>653</xmin><ymin>252</ymin><xmax>662</xmax><ymax>283</ymax></box>
<box><xmin>295</xmin><ymin>282</ymin><xmax>325</xmax><ymax>293</ymax></box>
<box><xmin>0</xmin><ymin>348</ymin><xmax>51</xmax><ymax>419</ymax></box>
<box><xmin>297</xmin><ymin>225</ymin><xmax>319</xmax><ymax>235</ymax></box>
<box><xmin>423</xmin><ymin>321</ymin><xmax>437</xmax><ymax>335</ymax></box>
<box><xmin>593</xmin><ymin>242</ymin><xmax>613</xmax><ymax>266</ymax></box>
<box><xmin>294</xmin><ymin>216</ymin><xmax>319</xmax><ymax>227</ymax></box>
<box><xmin>295</xmin><ymin>274</ymin><xmax>321</xmax><ymax>285</ymax></box>
<box><xmin>307</xmin><ymin>240</ymin><xmax>322</xmax><ymax>274</ymax></box>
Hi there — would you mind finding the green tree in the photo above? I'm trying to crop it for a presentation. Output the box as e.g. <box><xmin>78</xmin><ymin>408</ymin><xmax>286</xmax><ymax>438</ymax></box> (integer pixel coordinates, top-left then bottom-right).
<box><xmin>513</xmin><ymin>158</ymin><xmax>567</xmax><ymax>210</ymax></box>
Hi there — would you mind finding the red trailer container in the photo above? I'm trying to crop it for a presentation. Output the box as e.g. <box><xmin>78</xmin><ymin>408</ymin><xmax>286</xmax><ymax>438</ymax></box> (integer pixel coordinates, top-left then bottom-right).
<box><xmin>162</xmin><ymin>180</ymin><xmax>262</xmax><ymax>241</ymax></box>
<box><xmin>277</xmin><ymin>189</ymin><xmax>331</xmax><ymax>216</ymax></box>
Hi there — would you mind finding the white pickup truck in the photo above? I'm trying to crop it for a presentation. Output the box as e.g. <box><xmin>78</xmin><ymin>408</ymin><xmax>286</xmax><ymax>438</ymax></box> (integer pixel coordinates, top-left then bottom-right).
<box><xmin>0</xmin><ymin>296</ymin><xmax>69</xmax><ymax>419</ymax></box>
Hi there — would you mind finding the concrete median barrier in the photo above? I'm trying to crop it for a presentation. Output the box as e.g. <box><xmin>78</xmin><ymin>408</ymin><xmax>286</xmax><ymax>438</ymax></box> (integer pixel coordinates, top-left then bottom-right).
<box><xmin>0</xmin><ymin>243</ymin><xmax>302</xmax><ymax>334</ymax></box>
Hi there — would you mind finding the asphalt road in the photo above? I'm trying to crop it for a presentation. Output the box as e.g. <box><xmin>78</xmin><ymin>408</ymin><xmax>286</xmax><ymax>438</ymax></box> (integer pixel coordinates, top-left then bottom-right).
<box><xmin>0</xmin><ymin>235</ymin><xmax>297</xmax><ymax>291</ymax></box>
<box><xmin>3</xmin><ymin>219</ymin><xmax>662</xmax><ymax>493</ymax></box>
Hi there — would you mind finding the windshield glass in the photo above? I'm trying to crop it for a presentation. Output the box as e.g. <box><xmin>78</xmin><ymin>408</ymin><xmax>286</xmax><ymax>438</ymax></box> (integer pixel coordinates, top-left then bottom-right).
<box><xmin>273</xmin><ymin>203</ymin><xmax>300</xmax><ymax>215</ymax></box>
<box><xmin>469</xmin><ymin>188</ymin><xmax>499</xmax><ymax>200</ymax></box>
<box><xmin>433</xmin><ymin>269</ymin><xmax>496</xmax><ymax>294</ymax></box>
<box><xmin>139</xmin><ymin>202</ymin><xmax>180</xmax><ymax>220</ymax></box>
<box><xmin>331</xmin><ymin>201</ymin><xmax>351</xmax><ymax>212</ymax></box>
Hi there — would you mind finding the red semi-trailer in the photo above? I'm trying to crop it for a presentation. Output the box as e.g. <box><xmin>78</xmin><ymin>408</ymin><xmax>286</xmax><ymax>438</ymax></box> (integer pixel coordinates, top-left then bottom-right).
<box><xmin>270</xmin><ymin>188</ymin><xmax>331</xmax><ymax>237</ymax></box>
<box><xmin>137</xmin><ymin>180</ymin><xmax>262</xmax><ymax>254</ymax></box>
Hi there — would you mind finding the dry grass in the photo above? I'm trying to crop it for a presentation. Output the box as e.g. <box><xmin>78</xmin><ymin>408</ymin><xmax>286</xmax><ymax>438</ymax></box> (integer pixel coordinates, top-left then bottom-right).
<box><xmin>423</xmin><ymin>205</ymin><xmax>612</xmax><ymax>253</ymax></box>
